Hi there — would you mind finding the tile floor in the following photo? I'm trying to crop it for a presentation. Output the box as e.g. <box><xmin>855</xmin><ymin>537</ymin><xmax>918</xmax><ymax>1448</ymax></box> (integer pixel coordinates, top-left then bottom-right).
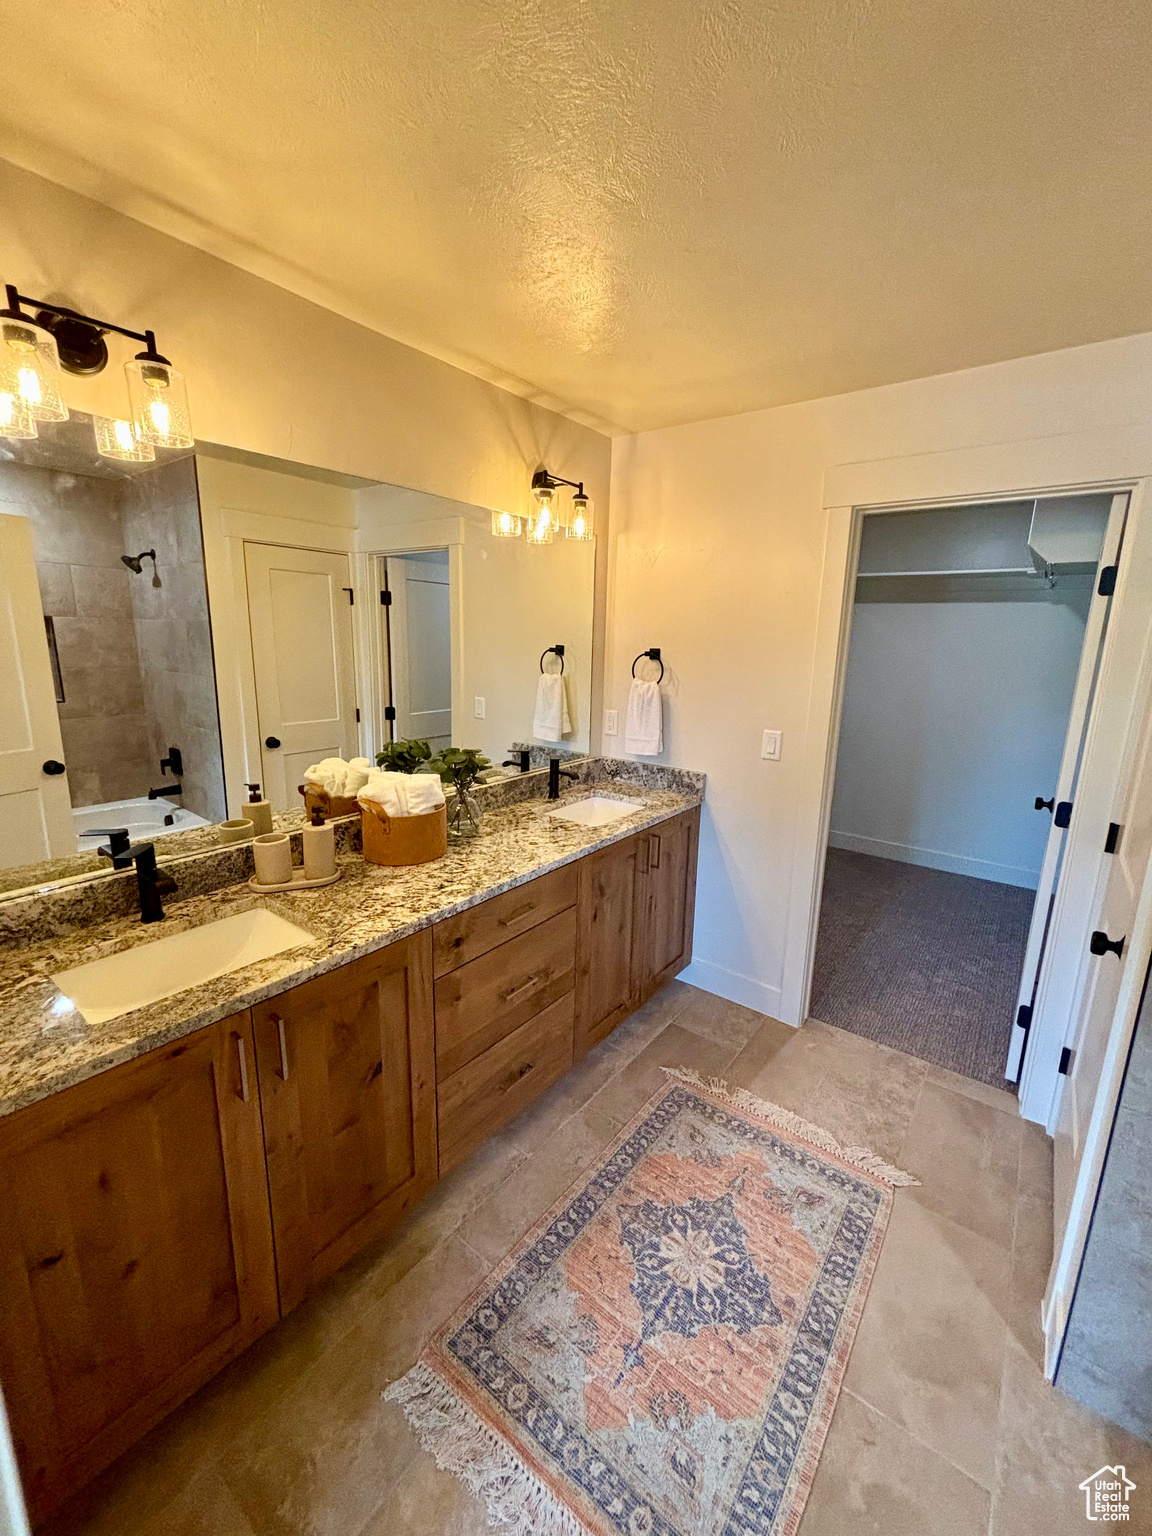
<box><xmin>45</xmin><ymin>982</ymin><xmax>1152</xmax><ymax>1536</ymax></box>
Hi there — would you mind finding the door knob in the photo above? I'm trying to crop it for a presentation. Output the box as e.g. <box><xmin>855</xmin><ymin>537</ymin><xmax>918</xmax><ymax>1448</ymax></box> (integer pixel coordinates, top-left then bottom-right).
<box><xmin>41</xmin><ymin>759</ymin><xmax>66</xmax><ymax>776</ymax></box>
<box><xmin>265</xmin><ymin>736</ymin><xmax>281</xmax><ymax>749</ymax></box>
<box><xmin>1035</xmin><ymin>796</ymin><xmax>1054</xmax><ymax>813</ymax></box>
<box><xmin>1090</xmin><ymin>930</ymin><xmax>1126</xmax><ymax>959</ymax></box>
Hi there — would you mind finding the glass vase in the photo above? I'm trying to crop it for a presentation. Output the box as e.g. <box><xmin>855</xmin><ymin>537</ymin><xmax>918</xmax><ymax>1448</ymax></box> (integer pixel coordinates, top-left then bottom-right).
<box><xmin>448</xmin><ymin>789</ymin><xmax>483</xmax><ymax>838</ymax></box>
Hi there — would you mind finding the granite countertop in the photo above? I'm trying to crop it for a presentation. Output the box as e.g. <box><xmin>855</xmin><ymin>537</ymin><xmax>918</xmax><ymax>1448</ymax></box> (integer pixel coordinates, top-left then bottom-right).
<box><xmin>0</xmin><ymin>781</ymin><xmax>701</xmax><ymax>1118</ymax></box>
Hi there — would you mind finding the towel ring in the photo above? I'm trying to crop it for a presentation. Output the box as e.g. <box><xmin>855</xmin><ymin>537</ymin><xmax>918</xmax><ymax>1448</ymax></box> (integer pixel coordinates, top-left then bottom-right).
<box><xmin>631</xmin><ymin>647</ymin><xmax>664</xmax><ymax>683</ymax></box>
<box><xmin>540</xmin><ymin>644</ymin><xmax>565</xmax><ymax>675</ymax></box>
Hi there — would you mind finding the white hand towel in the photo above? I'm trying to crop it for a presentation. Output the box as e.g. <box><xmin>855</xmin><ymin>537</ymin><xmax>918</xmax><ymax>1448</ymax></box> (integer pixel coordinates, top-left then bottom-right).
<box><xmin>305</xmin><ymin>757</ymin><xmax>351</xmax><ymax>796</ymax></box>
<box><xmin>533</xmin><ymin>672</ymin><xmax>572</xmax><ymax>742</ymax></box>
<box><xmin>358</xmin><ymin>770</ymin><xmax>445</xmax><ymax>817</ymax></box>
<box><xmin>624</xmin><ymin>678</ymin><xmax>663</xmax><ymax>756</ymax></box>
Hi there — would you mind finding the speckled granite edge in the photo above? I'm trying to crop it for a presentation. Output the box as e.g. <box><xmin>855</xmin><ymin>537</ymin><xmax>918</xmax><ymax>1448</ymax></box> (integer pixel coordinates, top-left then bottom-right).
<box><xmin>0</xmin><ymin>777</ymin><xmax>704</xmax><ymax>1118</ymax></box>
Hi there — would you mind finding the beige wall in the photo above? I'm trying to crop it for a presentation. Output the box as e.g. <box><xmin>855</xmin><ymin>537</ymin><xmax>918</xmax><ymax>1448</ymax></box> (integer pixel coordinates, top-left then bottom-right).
<box><xmin>606</xmin><ymin>330</ymin><xmax>1152</xmax><ymax>1020</ymax></box>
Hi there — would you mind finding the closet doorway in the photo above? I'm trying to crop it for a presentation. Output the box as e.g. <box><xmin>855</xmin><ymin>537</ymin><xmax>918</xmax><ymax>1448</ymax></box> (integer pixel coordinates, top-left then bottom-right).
<box><xmin>810</xmin><ymin>493</ymin><xmax>1123</xmax><ymax>1087</ymax></box>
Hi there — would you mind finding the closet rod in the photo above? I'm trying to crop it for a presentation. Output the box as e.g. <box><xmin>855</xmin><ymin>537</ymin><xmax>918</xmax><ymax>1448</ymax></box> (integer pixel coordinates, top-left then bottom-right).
<box><xmin>856</xmin><ymin>565</ymin><xmax>1037</xmax><ymax>579</ymax></box>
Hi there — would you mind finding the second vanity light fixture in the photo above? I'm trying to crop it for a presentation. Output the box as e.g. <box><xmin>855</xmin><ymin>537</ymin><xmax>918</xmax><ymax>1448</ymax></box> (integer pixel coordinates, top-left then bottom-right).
<box><xmin>0</xmin><ymin>283</ymin><xmax>194</xmax><ymax>459</ymax></box>
<box><xmin>490</xmin><ymin>468</ymin><xmax>594</xmax><ymax>544</ymax></box>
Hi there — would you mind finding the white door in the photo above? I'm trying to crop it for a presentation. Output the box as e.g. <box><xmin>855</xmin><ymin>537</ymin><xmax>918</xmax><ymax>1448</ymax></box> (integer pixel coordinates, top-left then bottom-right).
<box><xmin>1006</xmin><ymin>492</ymin><xmax>1130</xmax><ymax>1081</ymax></box>
<box><xmin>0</xmin><ymin>516</ymin><xmax>74</xmax><ymax>868</ymax></box>
<box><xmin>244</xmin><ymin>543</ymin><xmax>358</xmax><ymax>810</ymax></box>
<box><xmin>387</xmin><ymin>553</ymin><xmax>452</xmax><ymax>751</ymax></box>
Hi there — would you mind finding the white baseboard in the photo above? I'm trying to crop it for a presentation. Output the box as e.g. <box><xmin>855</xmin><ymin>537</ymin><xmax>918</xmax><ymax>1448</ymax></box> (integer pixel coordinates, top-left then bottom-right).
<box><xmin>827</xmin><ymin>830</ymin><xmax>1040</xmax><ymax>890</ymax></box>
<box><xmin>679</xmin><ymin>958</ymin><xmax>788</xmax><ymax>1022</ymax></box>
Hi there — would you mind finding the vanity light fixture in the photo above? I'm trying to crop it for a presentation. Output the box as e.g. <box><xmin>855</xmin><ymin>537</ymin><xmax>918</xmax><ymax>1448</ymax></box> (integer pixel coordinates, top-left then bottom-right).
<box><xmin>490</xmin><ymin>508</ymin><xmax>523</xmax><ymax>538</ymax></box>
<box><xmin>0</xmin><ymin>283</ymin><xmax>194</xmax><ymax>454</ymax></box>
<box><xmin>529</xmin><ymin>468</ymin><xmax>594</xmax><ymax>544</ymax></box>
<box><xmin>527</xmin><ymin>482</ymin><xmax>557</xmax><ymax>545</ymax></box>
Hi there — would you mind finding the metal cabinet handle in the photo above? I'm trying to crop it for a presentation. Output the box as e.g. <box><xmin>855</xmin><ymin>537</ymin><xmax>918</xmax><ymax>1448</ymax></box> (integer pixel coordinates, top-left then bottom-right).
<box><xmin>272</xmin><ymin>1013</ymin><xmax>289</xmax><ymax>1080</ymax></box>
<box><xmin>500</xmin><ymin>972</ymin><xmax>542</xmax><ymax>1003</ymax></box>
<box><xmin>498</xmin><ymin>902</ymin><xmax>536</xmax><ymax>928</ymax></box>
<box><xmin>235</xmin><ymin>1033</ymin><xmax>250</xmax><ymax>1102</ymax></box>
<box><xmin>498</xmin><ymin>1061</ymin><xmax>535</xmax><ymax>1093</ymax></box>
<box><xmin>650</xmin><ymin>834</ymin><xmax>661</xmax><ymax>870</ymax></box>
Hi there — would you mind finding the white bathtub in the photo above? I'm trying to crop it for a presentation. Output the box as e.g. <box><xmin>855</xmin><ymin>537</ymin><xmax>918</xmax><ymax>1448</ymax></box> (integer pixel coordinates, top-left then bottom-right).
<box><xmin>73</xmin><ymin>797</ymin><xmax>211</xmax><ymax>853</ymax></box>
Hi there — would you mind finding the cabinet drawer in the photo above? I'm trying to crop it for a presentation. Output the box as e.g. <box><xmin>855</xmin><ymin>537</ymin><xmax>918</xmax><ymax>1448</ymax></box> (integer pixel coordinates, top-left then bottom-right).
<box><xmin>433</xmin><ymin>864</ymin><xmax>577</xmax><ymax>977</ymax></box>
<box><xmin>437</xmin><ymin>992</ymin><xmax>575</xmax><ymax>1174</ymax></box>
<box><xmin>435</xmin><ymin>906</ymin><xmax>577</xmax><ymax>1077</ymax></box>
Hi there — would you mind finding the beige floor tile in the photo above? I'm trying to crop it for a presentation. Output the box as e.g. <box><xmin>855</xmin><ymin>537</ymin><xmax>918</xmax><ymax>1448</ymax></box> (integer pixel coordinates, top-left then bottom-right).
<box><xmin>802</xmin><ymin>1034</ymin><xmax>928</xmax><ymax>1165</ymax></box>
<box><xmin>1007</xmin><ymin>1193</ymin><xmax>1052</xmax><ymax>1370</ymax></box>
<box><xmin>1017</xmin><ymin>1116</ymin><xmax>1055</xmax><ymax>1204</ymax></box>
<box><xmin>137</xmin><ymin>1470</ymin><xmax>257</xmax><ymax>1536</ymax></box>
<box><xmin>844</xmin><ymin>1197</ymin><xmax>1009</xmax><ymax>1489</ymax></box>
<box><xmin>924</xmin><ymin>1059</ymin><xmax>1020</xmax><ymax>1114</ymax></box>
<box><xmin>991</xmin><ymin>1337</ymin><xmax>1152</xmax><ymax>1536</ymax></box>
<box><xmin>799</xmin><ymin>1389</ymin><xmax>990</xmax><ymax>1536</ymax></box>
<box><xmin>729</xmin><ymin>1016</ymin><xmax>825</xmax><ymax>1110</ymax></box>
<box><xmin>360</xmin><ymin>1412</ymin><xmax>492</xmax><ymax>1535</ymax></box>
<box><xmin>900</xmin><ymin>1080</ymin><xmax>1022</xmax><ymax>1250</ymax></box>
<box><xmin>584</xmin><ymin>1019</ymin><xmax>739</xmax><ymax>1128</ymax></box>
<box><xmin>673</xmin><ymin>987</ymin><xmax>771</xmax><ymax>1051</ymax></box>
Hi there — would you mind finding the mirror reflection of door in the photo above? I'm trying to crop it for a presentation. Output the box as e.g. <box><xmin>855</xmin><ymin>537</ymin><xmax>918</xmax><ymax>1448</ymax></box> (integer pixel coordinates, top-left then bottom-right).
<box><xmin>0</xmin><ymin>515</ymin><xmax>75</xmax><ymax>868</ymax></box>
<box><xmin>244</xmin><ymin>543</ymin><xmax>359</xmax><ymax>809</ymax></box>
<box><xmin>386</xmin><ymin>551</ymin><xmax>452</xmax><ymax>752</ymax></box>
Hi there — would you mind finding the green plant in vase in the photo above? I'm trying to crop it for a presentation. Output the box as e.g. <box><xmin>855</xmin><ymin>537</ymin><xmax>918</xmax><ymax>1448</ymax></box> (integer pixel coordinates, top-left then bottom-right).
<box><xmin>430</xmin><ymin>747</ymin><xmax>491</xmax><ymax>836</ymax></box>
<box><xmin>375</xmin><ymin>738</ymin><xmax>433</xmax><ymax>774</ymax></box>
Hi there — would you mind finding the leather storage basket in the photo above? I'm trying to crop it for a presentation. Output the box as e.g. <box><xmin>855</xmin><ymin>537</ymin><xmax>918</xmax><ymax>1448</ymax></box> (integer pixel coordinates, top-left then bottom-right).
<box><xmin>360</xmin><ymin>799</ymin><xmax>448</xmax><ymax>865</ymax></box>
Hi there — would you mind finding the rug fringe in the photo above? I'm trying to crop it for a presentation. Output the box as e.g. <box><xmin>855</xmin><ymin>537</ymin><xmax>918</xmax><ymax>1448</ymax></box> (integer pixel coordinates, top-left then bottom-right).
<box><xmin>384</xmin><ymin>1362</ymin><xmax>590</xmax><ymax>1536</ymax></box>
<box><xmin>661</xmin><ymin>1066</ymin><xmax>921</xmax><ymax>1187</ymax></box>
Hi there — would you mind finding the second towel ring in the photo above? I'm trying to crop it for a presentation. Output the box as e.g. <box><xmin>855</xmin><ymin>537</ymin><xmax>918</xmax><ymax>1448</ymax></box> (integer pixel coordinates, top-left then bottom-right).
<box><xmin>540</xmin><ymin>644</ymin><xmax>565</xmax><ymax>674</ymax></box>
<box><xmin>631</xmin><ymin>647</ymin><xmax>664</xmax><ymax>683</ymax></box>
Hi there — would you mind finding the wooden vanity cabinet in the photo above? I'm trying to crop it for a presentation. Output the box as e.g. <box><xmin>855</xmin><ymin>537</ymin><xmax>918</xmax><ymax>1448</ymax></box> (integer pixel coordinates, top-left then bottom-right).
<box><xmin>251</xmin><ymin>932</ymin><xmax>437</xmax><ymax>1313</ymax></box>
<box><xmin>637</xmin><ymin>807</ymin><xmax>700</xmax><ymax>1001</ymax></box>
<box><xmin>0</xmin><ymin>1013</ymin><xmax>278</xmax><ymax>1523</ymax></box>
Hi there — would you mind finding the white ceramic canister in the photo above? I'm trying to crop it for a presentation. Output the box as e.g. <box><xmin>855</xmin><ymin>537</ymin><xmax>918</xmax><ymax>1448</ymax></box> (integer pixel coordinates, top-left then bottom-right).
<box><xmin>253</xmin><ymin>831</ymin><xmax>293</xmax><ymax>885</ymax></box>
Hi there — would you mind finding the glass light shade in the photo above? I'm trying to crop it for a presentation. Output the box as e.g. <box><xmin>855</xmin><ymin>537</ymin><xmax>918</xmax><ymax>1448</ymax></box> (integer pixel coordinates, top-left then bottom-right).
<box><xmin>527</xmin><ymin>485</ymin><xmax>557</xmax><ymax>544</ymax></box>
<box><xmin>0</xmin><ymin>387</ymin><xmax>38</xmax><ymax>439</ymax></box>
<box><xmin>0</xmin><ymin>317</ymin><xmax>67</xmax><ymax>423</ymax></box>
<box><xmin>126</xmin><ymin>356</ymin><xmax>194</xmax><ymax>448</ymax></box>
<box><xmin>490</xmin><ymin>508</ymin><xmax>522</xmax><ymax>538</ymax></box>
<box><xmin>94</xmin><ymin>415</ymin><xmax>156</xmax><ymax>462</ymax></box>
<box><xmin>567</xmin><ymin>494</ymin><xmax>594</xmax><ymax>541</ymax></box>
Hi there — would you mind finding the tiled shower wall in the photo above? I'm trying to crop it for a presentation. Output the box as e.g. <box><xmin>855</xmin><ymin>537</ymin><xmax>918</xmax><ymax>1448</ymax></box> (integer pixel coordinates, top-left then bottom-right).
<box><xmin>1</xmin><ymin>462</ymin><xmax>156</xmax><ymax>807</ymax></box>
<box><xmin>122</xmin><ymin>459</ymin><xmax>226</xmax><ymax>823</ymax></box>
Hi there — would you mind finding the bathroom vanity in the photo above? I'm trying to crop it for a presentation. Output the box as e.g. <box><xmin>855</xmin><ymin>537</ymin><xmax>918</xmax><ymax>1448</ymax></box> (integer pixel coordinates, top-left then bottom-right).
<box><xmin>0</xmin><ymin>772</ymin><xmax>700</xmax><ymax>1522</ymax></box>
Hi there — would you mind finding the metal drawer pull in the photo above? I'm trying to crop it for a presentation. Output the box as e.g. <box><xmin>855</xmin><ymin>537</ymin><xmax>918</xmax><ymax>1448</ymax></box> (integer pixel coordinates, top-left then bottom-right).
<box><xmin>235</xmin><ymin>1034</ymin><xmax>250</xmax><ymax>1102</ymax></box>
<box><xmin>650</xmin><ymin>834</ymin><xmax>661</xmax><ymax>869</ymax></box>
<box><xmin>273</xmin><ymin>1014</ymin><xmax>289</xmax><ymax>1080</ymax></box>
<box><xmin>498</xmin><ymin>1061</ymin><xmax>535</xmax><ymax>1093</ymax></box>
<box><xmin>498</xmin><ymin>902</ymin><xmax>537</xmax><ymax>927</ymax></box>
<box><xmin>500</xmin><ymin>972</ymin><xmax>542</xmax><ymax>1003</ymax></box>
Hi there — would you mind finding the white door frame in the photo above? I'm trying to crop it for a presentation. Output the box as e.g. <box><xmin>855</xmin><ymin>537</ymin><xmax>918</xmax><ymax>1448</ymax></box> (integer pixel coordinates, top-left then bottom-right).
<box><xmin>782</xmin><ymin>423</ymin><xmax>1152</xmax><ymax>1128</ymax></box>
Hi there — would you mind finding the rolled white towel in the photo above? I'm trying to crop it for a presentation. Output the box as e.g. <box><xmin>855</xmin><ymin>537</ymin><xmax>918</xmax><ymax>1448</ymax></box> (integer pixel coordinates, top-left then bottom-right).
<box><xmin>533</xmin><ymin>672</ymin><xmax>572</xmax><ymax>742</ymax></box>
<box><xmin>623</xmin><ymin>677</ymin><xmax>663</xmax><ymax>756</ymax></box>
<box><xmin>305</xmin><ymin>756</ymin><xmax>351</xmax><ymax>796</ymax></box>
<box><xmin>358</xmin><ymin>770</ymin><xmax>445</xmax><ymax>817</ymax></box>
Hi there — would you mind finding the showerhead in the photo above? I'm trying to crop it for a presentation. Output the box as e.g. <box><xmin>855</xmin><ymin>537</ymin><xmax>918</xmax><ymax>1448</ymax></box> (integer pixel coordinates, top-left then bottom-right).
<box><xmin>121</xmin><ymin>548</ymin><xmax>160</xmax><ymax>587</ymax></box>
<box><xmin>121</xmin><ymin>553</ymin><xmax>143</xmax><ymax>573</ymax></box>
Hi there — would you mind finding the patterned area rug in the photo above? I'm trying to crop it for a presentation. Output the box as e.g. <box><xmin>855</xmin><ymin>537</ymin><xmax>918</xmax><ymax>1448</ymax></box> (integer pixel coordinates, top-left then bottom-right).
<box><xmin>386</xmin><ymin>1069</ymin><xmax>918</xmax><ymax>1536</ymax></box>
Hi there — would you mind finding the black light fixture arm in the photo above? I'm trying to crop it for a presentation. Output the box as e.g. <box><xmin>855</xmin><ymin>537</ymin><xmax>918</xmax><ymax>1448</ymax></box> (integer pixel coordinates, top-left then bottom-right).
<box><xmin>531</xmin><ymin>467</ymin><xmax>585</xmax><ymax>498</ymax></box>
<box><xmin>2</xmin><ymin>284</ymin><xmax>169</xmax><ymax>363</ymax></box>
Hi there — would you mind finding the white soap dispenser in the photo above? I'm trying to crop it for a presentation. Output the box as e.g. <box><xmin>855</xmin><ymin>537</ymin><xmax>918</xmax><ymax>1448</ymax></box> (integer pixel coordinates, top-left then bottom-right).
<box><xmin>244</xmin><ymin>782</ymin><xmax>273</xmax><ymax>837</ymax></box>
<box><xmin>303</xmin><ymin>807</ymin><xmax>336</xmax><ymax>880</ymax></box>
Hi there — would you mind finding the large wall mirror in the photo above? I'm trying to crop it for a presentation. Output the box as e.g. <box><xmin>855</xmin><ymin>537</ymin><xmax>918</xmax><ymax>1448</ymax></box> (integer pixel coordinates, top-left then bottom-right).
<box><xmin>1</xmin><ymin>434</ymin><xmax>597</xmax><ymax>893</ymax></box>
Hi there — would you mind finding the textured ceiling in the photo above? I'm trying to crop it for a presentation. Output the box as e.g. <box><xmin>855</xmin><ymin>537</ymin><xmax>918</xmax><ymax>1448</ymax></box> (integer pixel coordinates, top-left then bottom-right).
<box><xmin>2</xmin><ymin>0</ymin><xmax>1151</xmax><ymax>433</ymax></box>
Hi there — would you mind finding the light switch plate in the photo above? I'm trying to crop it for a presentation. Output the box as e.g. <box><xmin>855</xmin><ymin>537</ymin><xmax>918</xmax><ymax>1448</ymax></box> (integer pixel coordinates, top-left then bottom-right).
<box><xmin>761</xmin><ymin>729</ymin><xmax>782</xmax><ymax>761</ymax></box>
<box><xmin>604</xmin><ymin>708</ymin><xmax>619</xmax><ymax>736</ymax></box>
<box><xmin>474</xmin><ymin>696</ymin><xmax>486</xmax><ymax>719</ymax></box>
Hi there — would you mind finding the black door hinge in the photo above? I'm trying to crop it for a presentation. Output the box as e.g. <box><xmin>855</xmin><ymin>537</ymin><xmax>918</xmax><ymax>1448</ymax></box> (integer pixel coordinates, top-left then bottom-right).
<box><xmin>1058</xmin><ymin>1046</ymin><xmax>1074</xmax><ymax>1075</ymax></box>
<box><xmin>381</xmin><ymin>590</ymin><xmax>392</xmax><ymax>606</ymax></box>
<box><xmin>384</xmin><ymin>705</ymin><xmax>396</xmax><ymax>721</ymax></box>
<box><xmin>343</xmin><ymin>586</ymin><xmax>354</xmax><ymax>604</ymax></box>
<box><xmin>1105</xmin><ymin>822</ymin><xmax>1122</xmax><ymax>854</ymax></box>
<box><xmin>1054</xmin><ymin>800</ymin><xmax>1073</xmax><ymax>829</ymax></box>
<box><xmin>1016</xmin><ymin>1003</ymin><xmax>1033</xmax><ymax>1036</ymax></box>
<box><xmin>1098</xmin><ymin>564</ymin><xmax>1118</xmax><ymax>597</ymax></box>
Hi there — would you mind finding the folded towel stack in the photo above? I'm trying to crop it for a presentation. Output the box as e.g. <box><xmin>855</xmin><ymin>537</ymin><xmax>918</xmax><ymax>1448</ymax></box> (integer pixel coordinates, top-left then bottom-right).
<box><xmin>304</xmin><ymin>756</ymin><xmax>372</xmax><ymax>799</ymax></box>
<box><xmin>357</xmin><ymin>770</ymin><xmax>445</xmax><ymax>817</ymax></box>
<box><xmin>533</xmin><ymin>672</ymin><xmax>572</xmax><ymax>742</ymax></box>
<box><xmin>624</xmin><ymin>678</ymin><xmax>663</xmax><ymax>756</ymax></box>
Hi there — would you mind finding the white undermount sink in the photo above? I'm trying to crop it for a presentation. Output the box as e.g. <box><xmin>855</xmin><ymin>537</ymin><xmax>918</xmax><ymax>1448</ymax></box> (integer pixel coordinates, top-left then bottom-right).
<box><xmin>546</xmin><ymin>795</ymin><xmax>647</xmax><ymax>828</ymax></box>
<box><xmin>51</xmin><ymin>909</ymin><xmax>316</xmax><ymax>1025</ymax></box>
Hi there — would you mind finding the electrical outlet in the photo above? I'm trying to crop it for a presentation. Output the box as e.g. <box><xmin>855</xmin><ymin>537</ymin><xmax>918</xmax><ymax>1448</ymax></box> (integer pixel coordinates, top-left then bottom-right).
<box><xmin>761</xmin><ymin>729</ymin><xmax>782</xmax><ymax>761</ymax></box>
<box><xmin>604</xmin><ymin>708</ymin><xmax>619</xmax><ymax>737</ymax></box>
<box><xmin>474</xmin><ymin>696</ymin><xmax>486</xmax><ymax>719</ymax></box>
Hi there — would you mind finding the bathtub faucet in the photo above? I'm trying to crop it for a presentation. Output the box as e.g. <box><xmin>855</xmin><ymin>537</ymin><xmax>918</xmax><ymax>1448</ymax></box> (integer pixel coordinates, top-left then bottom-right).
<box><xmin>147</xmin><ymin>783</ymin><xmax>183</xmax><ymax>800</ymax></box>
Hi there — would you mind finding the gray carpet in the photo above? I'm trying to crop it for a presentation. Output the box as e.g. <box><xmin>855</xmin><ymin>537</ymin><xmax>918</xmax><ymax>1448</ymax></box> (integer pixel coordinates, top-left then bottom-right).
<box><xmin>810</xmin><ymin>848</ymin><xmax>1035</xmax><ymax>1087</ymax></box>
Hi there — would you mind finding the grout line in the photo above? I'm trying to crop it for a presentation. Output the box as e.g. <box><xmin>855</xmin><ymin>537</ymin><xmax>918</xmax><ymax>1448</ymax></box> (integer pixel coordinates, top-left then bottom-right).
<box><xmin>840</xmin><ymin>1386</ymin><xmax>998</xmax><ymax>1499</ymax></box>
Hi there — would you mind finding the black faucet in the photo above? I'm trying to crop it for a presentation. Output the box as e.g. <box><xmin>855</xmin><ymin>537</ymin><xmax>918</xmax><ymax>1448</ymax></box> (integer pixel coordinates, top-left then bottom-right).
<box><xmin>502</xmin><ymin>749</ymin><xmax>532</xmax><ymax>773</ymax></box>
<box><xmin>147</xmin><ymin>783</ymin><xmax>183</xmax><ymax>800</ymax></box>
<box><xmin>93</xmin><ymin>831</ymin><xmax>177</xmax><ymax>921</ymax></box>
<box><xmin>548</xmin><ymin>756</ymin><xmax>578</xmax><ymax>800</ymax></box>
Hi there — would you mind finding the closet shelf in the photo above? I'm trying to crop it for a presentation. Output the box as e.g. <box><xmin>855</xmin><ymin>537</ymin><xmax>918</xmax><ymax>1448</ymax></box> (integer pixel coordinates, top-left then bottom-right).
<box><xmin>857</xmin><ymin>565</ymin><xmax>1037</xmax><ymax>579</ymax></box>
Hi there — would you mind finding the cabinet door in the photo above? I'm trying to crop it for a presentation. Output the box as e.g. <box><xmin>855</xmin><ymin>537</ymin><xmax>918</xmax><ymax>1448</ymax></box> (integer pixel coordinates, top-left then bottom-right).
<box><xmin>575</xmin><ymin>832</ymin><xmax>643</xmax><ymax>1056</ymax></box>
<box><xmin>0</xmin><ymin>1016</ymin><xmax>277</xmax><ymax>1522</ymax></box>
<box><xmin>639</xmin><ymin>808</ymin><xmax>700</xmax><ymax>1000</ymax></box>
<box><xmin>252</xmin><ymin>933</ymin><xmax>437</xmax><ymax>1312</ymax></box>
